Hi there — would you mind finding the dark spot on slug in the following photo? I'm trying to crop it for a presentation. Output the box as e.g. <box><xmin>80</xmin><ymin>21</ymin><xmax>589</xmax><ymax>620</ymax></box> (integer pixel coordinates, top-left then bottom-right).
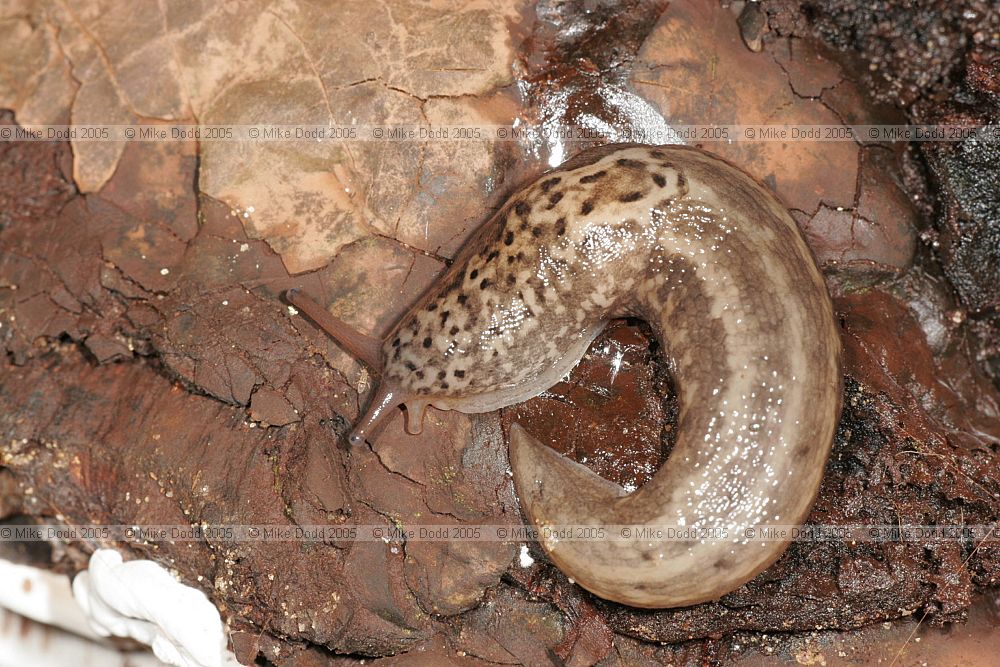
<box><xmin>487</xmin><ymin>250</ymin><xmax>499</xmax><ymax>261</ymax></box>
<box><xmin>531</xmin><ymin>227</ymin><xmax>542</xmax><ymax>237</ymax></box>
<box><xmin>514</xmin><ymin>200</ymin><xmax>531</xmax><ymax>217</ymax></box>
<box><xmin>426</xmin><ymin>303</ymin><xmax>437</xmax><ymax>311</ymax></box>
<box><xmin>480</xmin><ymin>278</ymin><xmax>491</xmax><ymax>289</ymax></box>
<box><xmin>649</xmin><ymin>149</ymin><xmax>666</xmax><ymax>158</ymax></box>
<box><xmin>652</xmin><ymin>173</ymin><xmax>667</xmax><ymax>187</ymax></box>
<box><xmin>392</xmin><ymin>337</ymin><xmax>400</xmax><ymax>347</ymax></box>
<box><xmin>555</xmin><ymin>218</ymin><xmax>566</xmax><ymax>235</ymax></box>
<box><xmin>504</xmin><ymin>231</ymin><xmax>515</xmax><ymax>245</ymax></box>
<box><xmin>519</xmin><ymin>221</ymin><xmax>529</xmax><ymax>231</ymax></box>
<box><xmin>440</xmin><ymin>310</ymin><xmax>450</xmax><ymax>324</ymax></box>
<box><xmin>579</xmin><ymin>170</ymin><xmax>606</xmax><ymax>184</ymax></box>
<box><xmin>415</xmin><ymin>370</ymin><xmax>425</xmax><ymax>379</ymax></box>
<box><xmin>619</xmin><ymin>191</ymin><xmax>644</xmax><ymax>202</ymax></box>
<box><xmin>405</xmin><ymin>361</ymin><xmax>417</xmax><ymax>371</ymax></box>
<box><xmin>507</xmin><ymin>274</ymin><xmax>516</xmax><ymax>285</ymax></box>
<box><xmin>677</xmin><ymin>172</ymin><xmax>687</xmax><ymax>190</ymax></box>
<box><xmin>540</xmin><ymin>177</ymin><xmax>561</xmax><ymax>192</ymax></box>
<box><xmin>581</xmin><ymin>200</ymin><xmax>594</xmax><ymax>215</ymax></box>
<box><xmin>449</xmin><ymin>325</ymin><xmax>459</xmax><ymax>335</ymax></box>
<box><xmin>437</xmin><ymin>370</ymin><xmax>447</xmax><ymax>380</ymax></box>
<box><xmin>458</xmin><ymin>294</ymin><xmax>468</xmax><ymax>304</ymax></box>
<box><xmin>492</xmin><ymin>349</ymin><xmax>499</xmax><ymax>357</ymax></box>
<box><xmin>616</xmin><ymin>158</ymin><xmax>645</xmax><ymax>168</ymax></box>
<box><xmin>507</xmin><ymin>255</ymin><xmax>515</xmax><ymax>264</ymax></box>
<box><xmin>547</xmin><ymin>191</ymin><xmax>564</xmax><ymax>208</ymax></box>
<box><xmin>440</xmin><ymin>381</ymin><xmax>450</xmax><ymax>389</ymax></box>
<box><xmin>453</xmin><ymin>369</ymin><xmax>466</xmax><ymax>378</ymax></box>
<box><xmin>469</xmin><ymin>268</ymin><xmax>478</xmax><ymax>280</ymax></box>
<box><xmin>422</xmin><ymin>337</ymin><xmax>432</xmax><ymax>348</ymax></box>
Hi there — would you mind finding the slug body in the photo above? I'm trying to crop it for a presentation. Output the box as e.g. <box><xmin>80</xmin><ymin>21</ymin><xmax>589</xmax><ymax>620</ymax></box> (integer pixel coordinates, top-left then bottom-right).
<box><xmin>288</xmin><ymin>143</ymin><xmax>842</xmax><ymax>608</ymax></box>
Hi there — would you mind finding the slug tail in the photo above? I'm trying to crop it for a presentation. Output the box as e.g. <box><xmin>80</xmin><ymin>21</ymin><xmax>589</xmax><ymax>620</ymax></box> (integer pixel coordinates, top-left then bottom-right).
<box><xmin>509</xmin><ymin>424</ymin><xmax>625</xmax><ymax>505</ymax></box>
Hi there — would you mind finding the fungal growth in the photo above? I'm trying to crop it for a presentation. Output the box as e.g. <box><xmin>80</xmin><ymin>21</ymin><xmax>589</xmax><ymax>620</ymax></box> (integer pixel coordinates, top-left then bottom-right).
<box><xmin>287</xmin><ymin>143</ymin><xmax>842</xmax><ymax>608</ymax></box>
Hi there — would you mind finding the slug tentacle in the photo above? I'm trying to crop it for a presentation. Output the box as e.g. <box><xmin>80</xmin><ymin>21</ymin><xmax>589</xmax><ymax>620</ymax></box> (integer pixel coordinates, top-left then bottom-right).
<box><xmin>349</xmin><ymin>385</ymin><xmax>404</xmax><ymax>445</ymax></box>
<box><xmin>285</xmin><ymin>288</ymin><xmax>385</xmax><ymax>373</ymax></box>
<box><xmin>404</xmin><ymin>400</ymin><xmax>428</xmax><ymax>435</ymax></box>
<box><xmin>293</xmin><ymin>143</ymin><xmax>842</xmax><ymax>608</ymax></box>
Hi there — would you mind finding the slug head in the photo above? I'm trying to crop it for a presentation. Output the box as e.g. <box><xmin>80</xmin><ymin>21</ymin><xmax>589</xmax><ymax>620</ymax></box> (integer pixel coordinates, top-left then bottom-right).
<box><xmin>347</xmin><ymin>379</ymin><xmax>429</xmax><ymax>445</ymax></box>
<box><xmin>285</xmin><ymin>288</ymin><xmax>433</xmax><ymax>445</ymax></box>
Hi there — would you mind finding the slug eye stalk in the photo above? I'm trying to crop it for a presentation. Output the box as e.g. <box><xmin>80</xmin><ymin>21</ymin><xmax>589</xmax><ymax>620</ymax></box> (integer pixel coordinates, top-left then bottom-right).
<box><xmin>284</xmin><ymin>288</ymin><xmax>424</xmax><ymax>443</ymax></box>
<box><xmin>285</xmin><ymin>288</ymin><xmax>385</xmax><ymax>373</ymax></box>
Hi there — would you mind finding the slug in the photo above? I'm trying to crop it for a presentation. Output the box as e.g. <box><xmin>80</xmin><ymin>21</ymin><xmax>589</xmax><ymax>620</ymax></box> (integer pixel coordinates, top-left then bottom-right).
<box><xmin>287</xmin><ymin>143</ymin><xmax>842</xmax><ymax>608</ymax></box>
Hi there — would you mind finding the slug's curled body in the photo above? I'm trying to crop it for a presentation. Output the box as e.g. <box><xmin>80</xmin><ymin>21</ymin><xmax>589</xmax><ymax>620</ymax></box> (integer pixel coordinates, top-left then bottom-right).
<box><xmin>288</xmin><ymin>143</ymin><xmax>842</xmax><ymax>608</ymax></box>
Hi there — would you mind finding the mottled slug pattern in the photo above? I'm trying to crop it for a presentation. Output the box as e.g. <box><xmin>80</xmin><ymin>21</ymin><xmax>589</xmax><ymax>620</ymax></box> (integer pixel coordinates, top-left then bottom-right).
<box><xmin>289</xmin><ymin>143</ymin><xmax>842</xmax><ymax>608</ymax></box>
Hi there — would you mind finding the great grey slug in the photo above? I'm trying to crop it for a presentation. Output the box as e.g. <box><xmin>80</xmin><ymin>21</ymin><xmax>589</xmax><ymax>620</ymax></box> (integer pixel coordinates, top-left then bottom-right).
<box><xmin>286</xmin><ymin>143</ymin><xmax>842</xmax><ymax>608</ymax></box>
